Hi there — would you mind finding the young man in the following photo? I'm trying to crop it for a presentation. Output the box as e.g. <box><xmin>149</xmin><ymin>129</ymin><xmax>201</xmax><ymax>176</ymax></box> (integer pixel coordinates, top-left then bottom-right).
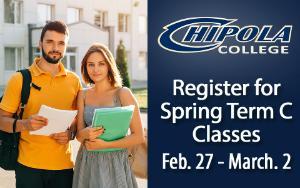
<box><xmin>0</xmin><ymin>21</ymin><xmax>82</xmax><ymax>188</ymax></box>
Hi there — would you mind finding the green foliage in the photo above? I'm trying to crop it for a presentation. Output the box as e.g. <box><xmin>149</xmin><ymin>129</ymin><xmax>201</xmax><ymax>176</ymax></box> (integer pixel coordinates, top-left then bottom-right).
<box><xmin>116</xmin><ymin>40</ymin><xmax>131</xmax><ymax>88</ymax></box>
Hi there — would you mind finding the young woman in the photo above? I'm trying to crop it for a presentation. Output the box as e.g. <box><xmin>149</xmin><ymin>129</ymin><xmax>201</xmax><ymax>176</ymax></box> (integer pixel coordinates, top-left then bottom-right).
<box><xmin>73</xmin><ymin>43</ymin><xmax>144</xmax><ymax>188</ymax></box>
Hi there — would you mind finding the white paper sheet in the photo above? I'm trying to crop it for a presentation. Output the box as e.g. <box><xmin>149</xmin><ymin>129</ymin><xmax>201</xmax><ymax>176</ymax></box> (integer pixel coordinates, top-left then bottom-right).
<box><xmin>30</xmin><ymin>105</ymin><xmax>78</xmax><ymax>136</ymax></box>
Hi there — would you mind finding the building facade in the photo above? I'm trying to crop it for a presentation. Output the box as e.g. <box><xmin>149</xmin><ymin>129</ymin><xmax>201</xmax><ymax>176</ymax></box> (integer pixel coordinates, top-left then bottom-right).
<box><xmin>0</xmin><ymin>0</ymin><xmax>147</xmax><ymax>85</ymax></box>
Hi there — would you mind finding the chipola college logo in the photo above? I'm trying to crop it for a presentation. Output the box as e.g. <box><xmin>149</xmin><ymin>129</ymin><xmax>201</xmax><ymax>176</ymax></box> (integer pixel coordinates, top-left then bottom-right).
<box><xmin>158</xmin><ymin>17</ymin><xmax>292</xmax><ymax>54</ymax></box>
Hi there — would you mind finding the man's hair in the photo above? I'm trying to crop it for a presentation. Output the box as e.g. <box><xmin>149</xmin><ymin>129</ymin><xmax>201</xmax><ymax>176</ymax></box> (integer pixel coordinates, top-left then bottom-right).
<box><xmin>40</xmin><ymin>20</ymin><xmax>69</xmax><ymax>41</ymax></box>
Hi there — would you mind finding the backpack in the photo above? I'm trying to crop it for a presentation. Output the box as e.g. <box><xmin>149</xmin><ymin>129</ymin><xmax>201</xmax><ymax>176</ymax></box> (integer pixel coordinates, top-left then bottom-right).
<box><xmin>0</xmin><ymin>69</ymin><xmax>31</xmax><ymax>170</ymax></box>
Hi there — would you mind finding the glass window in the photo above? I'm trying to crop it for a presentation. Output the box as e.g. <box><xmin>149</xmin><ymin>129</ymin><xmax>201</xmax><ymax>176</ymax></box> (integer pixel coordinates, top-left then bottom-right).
<box><xmin>32</xmin><ymin>47</ymin><xmax>41</xmax><ymax>58</ymax></box>
<box><xmin>138</xmin><ymin>16</ymin><xmax>147</xmax><ymax>34</ymax></box>
<box><xmin>62</xmin><ymin>47</ymin><xmax>77</xmax><ymax>72</ymax></box>
<box><xmin>4</xmin><ymin>0</ymin><xmax>23</xmax><ymax>24</ymax></box>
<box><xmin>5</xmin><ymin>47</ymin><xmax>23</xmax><ymax>71</ymax></box>
<box><xmin>118</xmin><ymin>14</ymin><xmax>129</xmax><ymax>32</ymax></box>
<box><xmin>67</xmin><ymin>8</ymin><xmax>81</xmax><ymax>24</ymax></box>
<box><xmin>15</xmin><ymin>0</ymin><xmax>22</xmax><ymax>23</ymax></box>
<box><xmin>16</xmin><ymin>48</ymin><xmax>22</xmax><ymax>70</ymax></box>
<box><xmin>70</xmin><ymin>55</ymin><xmax>76</xmax><ymax>71</ymax></box>
<box><xmin>37</xmin><ymin>4</ymin><xmax>53</xmax><ymax>24</ymax></box>
<box><xmin>138</xmin><ymin>51</ymin><xmax>147</xmax><ymax>69</ymax></box>
<box><xmin>5</xmin><ymin>48</ymin><xmax>15</xmax><ymax>71</ymax></box>
<box><xmin>94</xmin><ymin>10</ymin><xmax>108</xmax><ymax>29</ymax></box>
<box><xmin>67</xmin><ymin>47</ymin><xmax>76</xmax><ymax>53</ymax></box>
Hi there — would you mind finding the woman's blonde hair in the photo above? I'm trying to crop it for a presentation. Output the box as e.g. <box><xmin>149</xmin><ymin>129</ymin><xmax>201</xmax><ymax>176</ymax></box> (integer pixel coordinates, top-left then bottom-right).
<box><xmin>81</xmin><ymin>43</ymin><xmax>122</xmax><ymax>87</ymax></box>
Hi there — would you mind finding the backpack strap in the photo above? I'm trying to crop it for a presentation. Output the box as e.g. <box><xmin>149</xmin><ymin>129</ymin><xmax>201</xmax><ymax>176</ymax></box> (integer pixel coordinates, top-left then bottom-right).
<box><xmin>18</xmin><ymin>69</ymin><xmax>31</xmax><ymax>114</ymax></box>
<box><xmin>82</xmin><ymin>89</ymin><xmax>87</xmax><ymax>105</ymax></box>
<box><xmin>115</xmin><ymin>87</ymin><xmax>123</xmax><ymax>106</ymax></box>
<box><xmin>13</xmin><ymin>69</ymin><xmax>32</xmax><ymax>132</ymax></box>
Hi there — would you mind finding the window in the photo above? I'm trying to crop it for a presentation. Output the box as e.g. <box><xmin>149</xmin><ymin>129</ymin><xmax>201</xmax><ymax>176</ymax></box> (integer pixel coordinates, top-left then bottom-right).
<box><xmin>4</xmin><ymin>0</ymin><xmax>23</xmax><ymax>24</ymax></box>
<box><xmin>37</xmin><ymin>4</ymin><xmax>53</xmax><ymax>24</ymax></box>
<box><xmin>62</xmin><ymin>48</ymin><xmax>77</xmax><ymax>72</ymax></box>
<box><xmin>118</xmin><ymin>14</ymin><xmax>130</xmax><ymax>32</ymax></box>
<box><xmin>67</xmin><ymin>8</ymin><xmax>81</xmax><ymax>24</ymax></box>
<box><xmin>94</xmin><ymin>10</ymin><xmax>108</xmax><ymax>29</ymax></box>
<box><xmin>138</xmin><ymin>16</ymin><xmax>147</xmax><ymax>34</ymax></box>
<box><xmin>138</xmin><ymin>51</ymin><xmax>147</xmax><ymax>69</ymax></box>
<box><xmin>32</xmin><ymin>47</ymin><xmax>41</xmax><ymax>58</ymax></box>
<box><xmin>5</xmin><ymin>47</ymin><xmax>23</xmax><ymax>71</ymax></box>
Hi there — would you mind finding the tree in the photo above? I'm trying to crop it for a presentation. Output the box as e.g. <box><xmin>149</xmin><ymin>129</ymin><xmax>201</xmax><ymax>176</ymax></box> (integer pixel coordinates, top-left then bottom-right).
<box><xmin>116</xmin><ymin>40</ymin><xmax>131</xmax><ymax>88</ymax></box>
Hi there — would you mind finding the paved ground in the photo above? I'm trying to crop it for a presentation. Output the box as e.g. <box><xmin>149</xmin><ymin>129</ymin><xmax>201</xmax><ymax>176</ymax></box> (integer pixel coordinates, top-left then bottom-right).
<box><xmin>0</xmin><ymin>113</ymin><xmax>148</xmax><ymax>188</ymax></box>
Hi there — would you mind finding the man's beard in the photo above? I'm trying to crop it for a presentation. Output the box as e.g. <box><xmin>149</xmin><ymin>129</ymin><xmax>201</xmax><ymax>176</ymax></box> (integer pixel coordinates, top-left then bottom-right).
<box><xmin>41</xmin><ymin>47</ymin><xmax>63</xmax><ymax>64</ymax></box>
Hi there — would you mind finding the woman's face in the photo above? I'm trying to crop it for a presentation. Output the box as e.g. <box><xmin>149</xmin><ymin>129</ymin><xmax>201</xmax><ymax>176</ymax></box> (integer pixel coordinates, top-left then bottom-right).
<box><xmin>86</xmin><ymin>52</ymin><xmax>109</xmax><ymax>84</ymax></box>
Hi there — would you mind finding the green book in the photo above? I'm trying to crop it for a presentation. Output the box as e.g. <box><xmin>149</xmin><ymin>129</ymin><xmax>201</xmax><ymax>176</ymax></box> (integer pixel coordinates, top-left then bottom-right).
<box><xmin>90</xmin><ymin>105</ymin><xmax>134</xmax><ymax>152</ymax></box>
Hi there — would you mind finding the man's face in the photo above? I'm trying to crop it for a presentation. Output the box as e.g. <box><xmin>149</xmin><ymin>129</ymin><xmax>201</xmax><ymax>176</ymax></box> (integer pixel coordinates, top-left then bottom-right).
<box><xmin>39</xmin><ymin>30</ymin><xmax>68</xmax><ymax>64</ymax></box>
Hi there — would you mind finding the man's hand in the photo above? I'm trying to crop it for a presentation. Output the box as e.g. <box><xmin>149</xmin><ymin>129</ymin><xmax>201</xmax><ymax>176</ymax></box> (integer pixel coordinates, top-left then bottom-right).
<box><xmin>50</xmin><ymin>130</ymin><xmax>70</xmax><ymax>145</ymax></box>
<box><xmin>23</xmin><ymin>115</ymin><xmax>48</xmax><ymax>131</ymax></box>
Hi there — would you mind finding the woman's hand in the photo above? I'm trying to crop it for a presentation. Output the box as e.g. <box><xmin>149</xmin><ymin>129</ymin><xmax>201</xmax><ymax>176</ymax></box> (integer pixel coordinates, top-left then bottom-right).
<box><xmin>80</xmin><ymin>126</ymin><xmax>104</xmax><ymax>141</ymax></box>
<box><xmin>84</xmin><ymin>139</ymin><xmax>109</xmax><ymax>151</ymax></box>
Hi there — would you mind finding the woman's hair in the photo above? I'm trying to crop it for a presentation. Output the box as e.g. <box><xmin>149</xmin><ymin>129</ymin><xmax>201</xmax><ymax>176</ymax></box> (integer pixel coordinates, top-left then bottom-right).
<box><xmin>81</xmin><ymin>43</ymin><xmax>122</xmax><ymax>87</ymax></box>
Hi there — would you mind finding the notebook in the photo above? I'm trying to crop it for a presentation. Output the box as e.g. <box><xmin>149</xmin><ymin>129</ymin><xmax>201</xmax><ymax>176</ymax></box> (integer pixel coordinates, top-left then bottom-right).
<box><xmin>90</xmin><ymin>105</ymin><xmax>134</xmax><ymax>152</ymax></box>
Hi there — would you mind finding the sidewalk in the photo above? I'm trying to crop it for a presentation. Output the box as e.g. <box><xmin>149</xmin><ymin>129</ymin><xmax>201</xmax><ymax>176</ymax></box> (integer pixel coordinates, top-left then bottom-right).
<box><xmin>0</xmin><ymin>113</ymin><xmax>148</xmax><ymax>188</ymax></box>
